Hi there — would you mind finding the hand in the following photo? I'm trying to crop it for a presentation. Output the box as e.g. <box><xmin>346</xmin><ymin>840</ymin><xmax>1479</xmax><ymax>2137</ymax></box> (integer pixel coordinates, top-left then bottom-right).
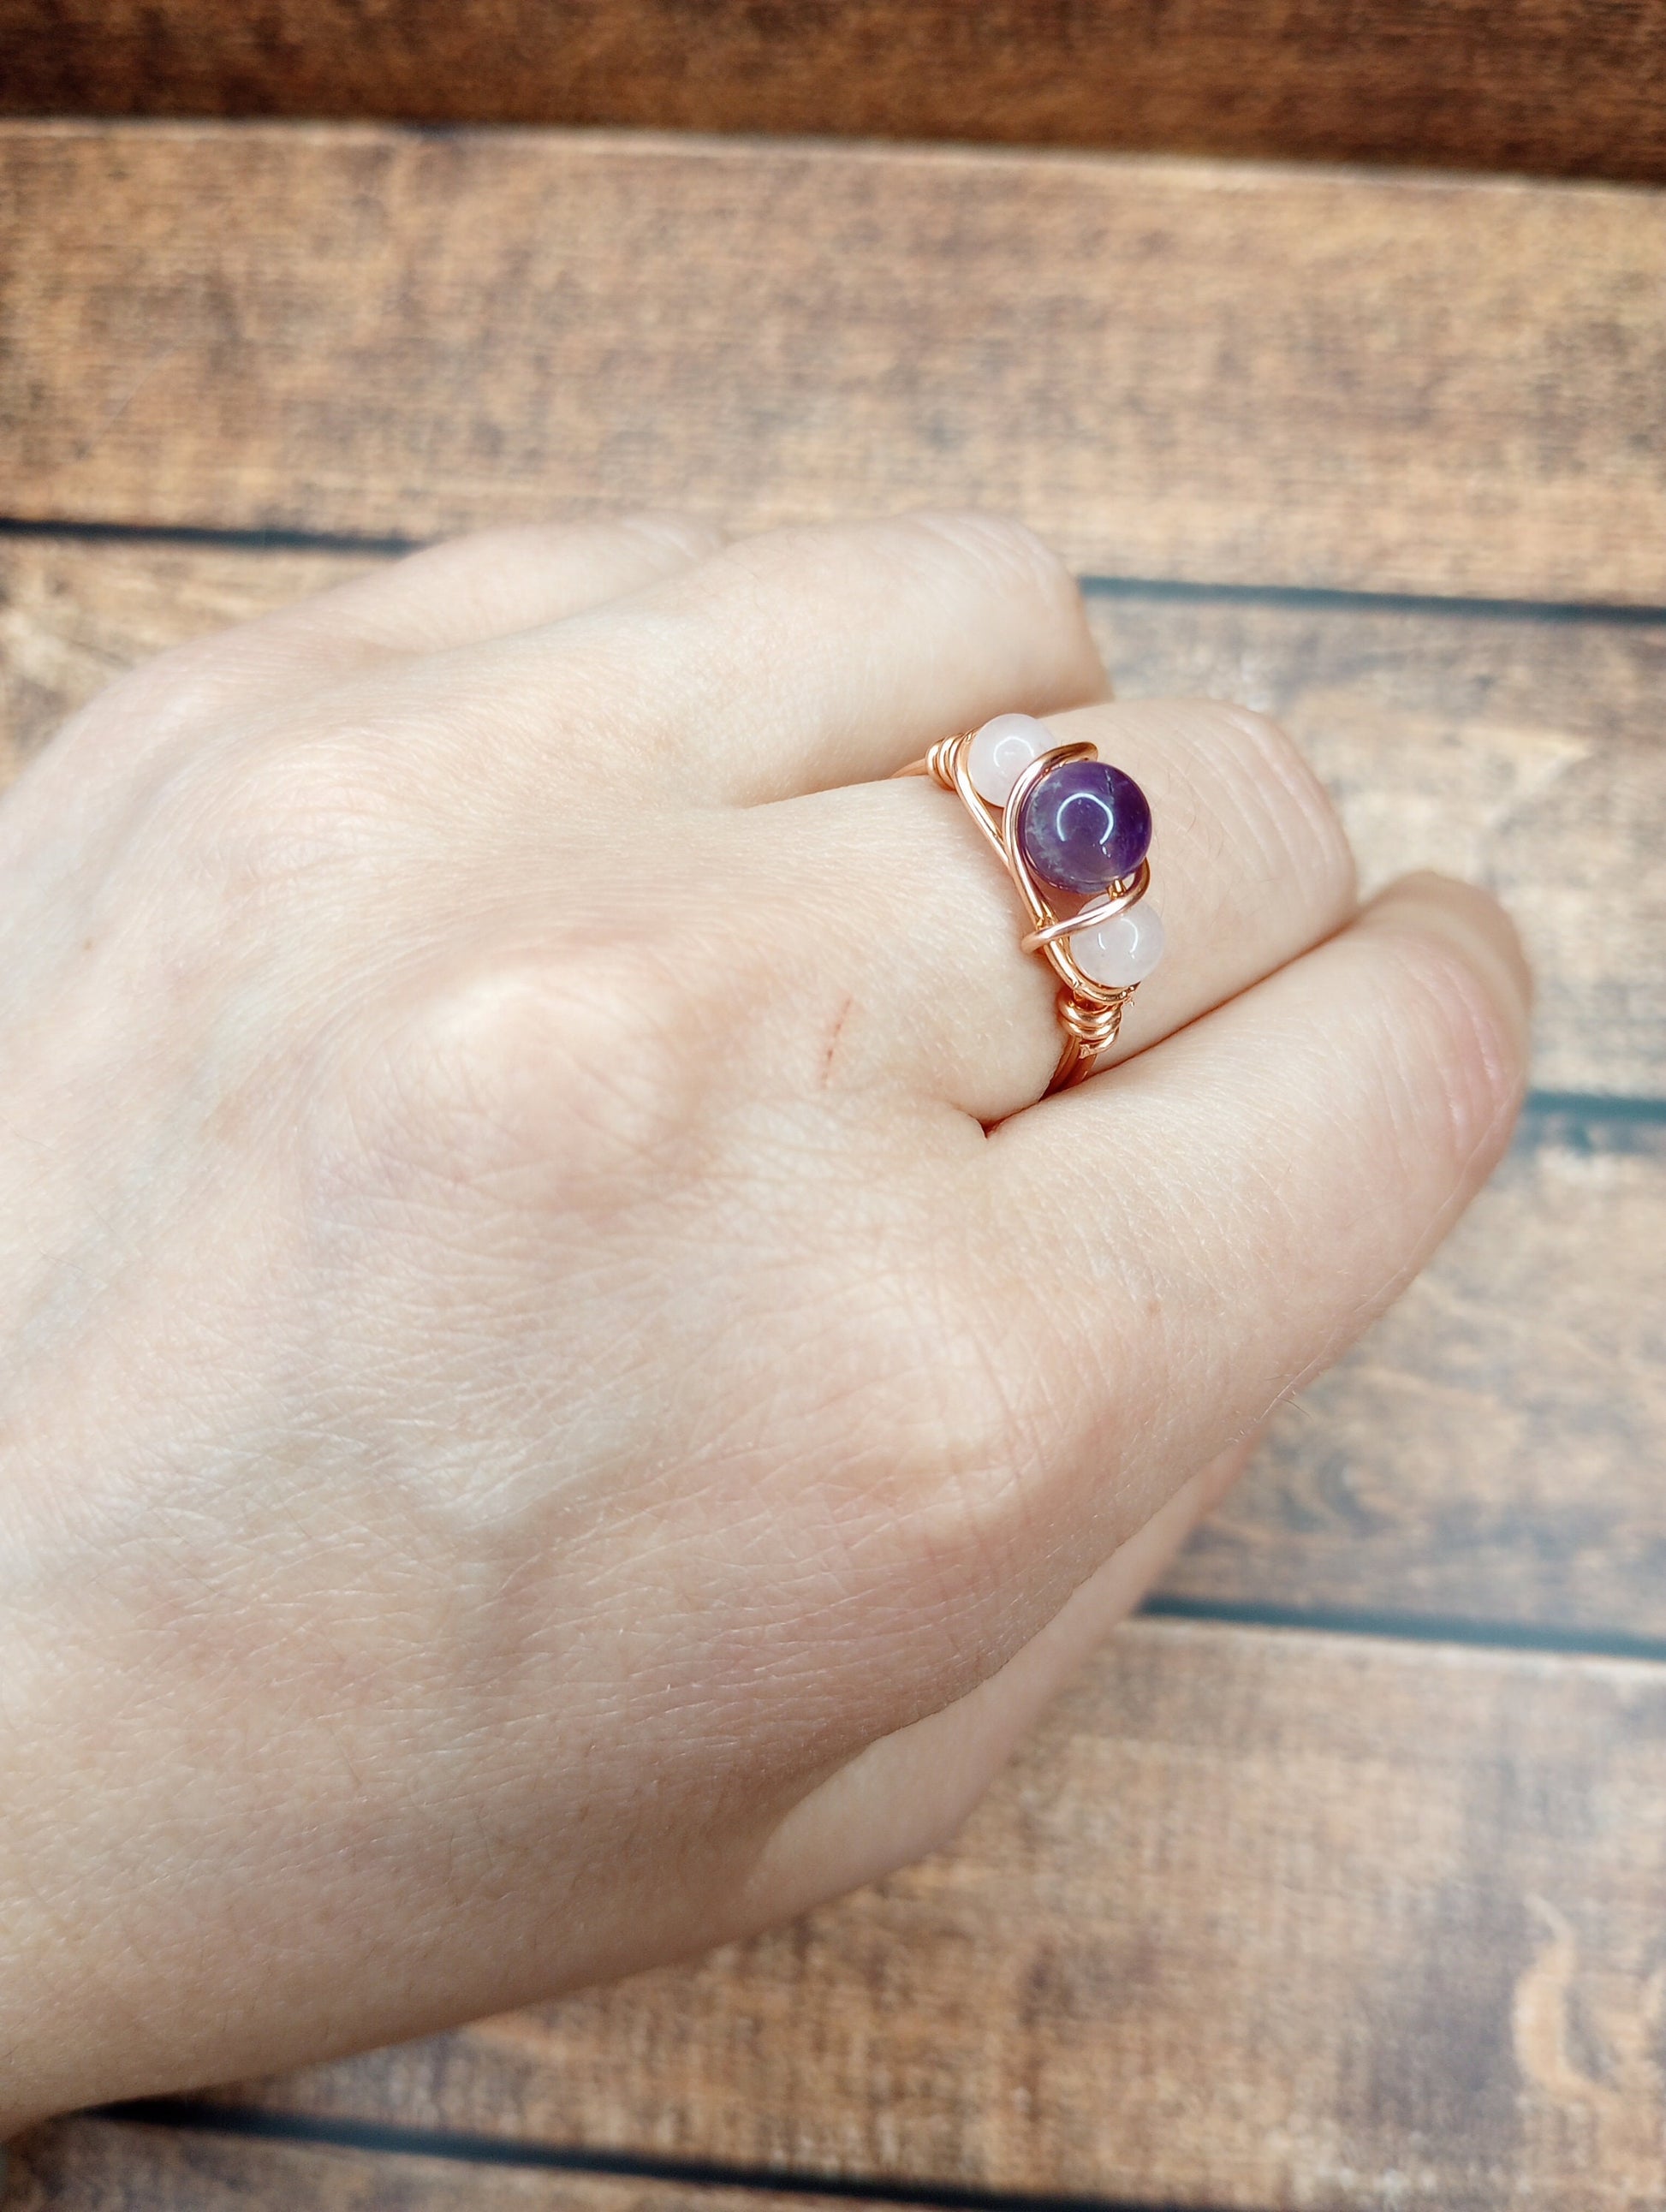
<box><xmin>0</xmin><ymin>514</ymin><xmax>1528</xmax><ymax>2126</ymax></box>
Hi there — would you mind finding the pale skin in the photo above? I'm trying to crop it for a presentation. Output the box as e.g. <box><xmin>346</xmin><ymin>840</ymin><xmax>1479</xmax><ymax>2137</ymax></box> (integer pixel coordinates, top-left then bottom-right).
<box><xmin>0</xmin><ymin>513</ymin><xmax>1529</xmax><ymax>2130</ymax></box>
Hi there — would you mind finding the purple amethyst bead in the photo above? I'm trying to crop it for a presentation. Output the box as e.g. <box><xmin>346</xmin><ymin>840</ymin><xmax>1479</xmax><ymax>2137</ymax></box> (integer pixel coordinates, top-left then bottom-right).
<box><xmin>1016</xmin><ymin>759</ymin><xmax>1152</xmax><ymax>895</ymax></box>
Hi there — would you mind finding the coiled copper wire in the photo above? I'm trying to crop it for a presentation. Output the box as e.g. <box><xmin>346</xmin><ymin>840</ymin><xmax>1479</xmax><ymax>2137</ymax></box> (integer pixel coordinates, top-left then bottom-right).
<box><xmin>899</xmin><ymin>730</ymin><xmax>1149</xmax><ymax>1095</ymax></box>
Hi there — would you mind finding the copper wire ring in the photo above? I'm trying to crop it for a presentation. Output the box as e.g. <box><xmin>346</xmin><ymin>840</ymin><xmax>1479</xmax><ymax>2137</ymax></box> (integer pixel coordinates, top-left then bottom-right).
<box><xmin>896</xmin><ymin>729</ymin><xmax>1153</xmax><ymax>1096</ymax></box>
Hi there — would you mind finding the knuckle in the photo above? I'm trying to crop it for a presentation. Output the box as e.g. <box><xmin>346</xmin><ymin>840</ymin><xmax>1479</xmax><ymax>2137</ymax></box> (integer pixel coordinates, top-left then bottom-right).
<box><xmin>1202</xmin><ymin>700</ymin><xmax>1294</xmax><ymax>763</ymax></box>
<box><xmin>905</xmin><ymin>509</ymin><xmax>1084</xmax><ymax>622</ymax></box>
<box><xmin>616</xmin><ymin>510</ymin><xmax>728</xmax><ymax>564</ymax></box>
<box><xmin>354</xmin><ymin>942</ymin><xmax>705</xmax><ymax>1200</ymax></box>
<box><xmin>61</xmin><ymin>640</ymin><xmax>243</xmax><ymax>757</ymax></box>
<box><xmin>175</xmin><ymin>732</ymin><xmax>419</xmax><ymax>898</ymax></box>
<box><xmin>404</xmin><ymin>514</ymin><xmax>720</xmax><ymax>592</ymax></box>
<box><xmin>1196</xmin><ymin>701</ymin><xmax>1357</xmax><ymax>914</ymax></box>
<box><xmin>1364</xmin><ymin>913</ymin><xmax>1526</xmax><ymax>1166</ymax></box>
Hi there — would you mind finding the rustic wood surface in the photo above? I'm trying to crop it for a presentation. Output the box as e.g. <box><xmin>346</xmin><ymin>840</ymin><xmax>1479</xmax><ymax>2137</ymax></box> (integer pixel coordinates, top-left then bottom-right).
<box><xmin>5</xmin><ymin>535</ymin><xmax>1663</xmax><ymax>1645</ymax></box>
<box><xmin>3</xmin><ymin>0</ymin><xmax>1665</xmax><ymax>186</ymax></box>
<box><xmin>1186</xmin><ymin>1103</ymin><xmax>1666</xmax><ymax>1639</ymax></box>
<box><xmin>212</xmin><ymin>1620</ymin><xmax>1666</xmax><ymax>2212</ymax></box>
<box><xmin>9</xmin><ymin>2118</ymin><xmax>829</xmax><ymax>2212</ymax></box>
<box><xmin>5</xmin><ymin>123</ymin><xmax>1666</xmax><ymax>605</ymax></box>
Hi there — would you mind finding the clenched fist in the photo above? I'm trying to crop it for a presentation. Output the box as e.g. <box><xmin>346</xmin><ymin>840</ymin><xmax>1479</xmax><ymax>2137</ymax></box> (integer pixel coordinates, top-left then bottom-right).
<box><xmin>0</xmin><ymin>514</ymin><xmax>1527</xmax><ymax>2126</ymax></box>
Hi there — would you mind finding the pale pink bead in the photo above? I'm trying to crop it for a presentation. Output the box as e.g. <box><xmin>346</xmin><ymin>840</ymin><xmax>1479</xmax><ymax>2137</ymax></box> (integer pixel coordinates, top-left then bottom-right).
<box><xmin>967</xmin><ymin>713</ymin><xmax>1051</xmax><ymax>806</ymax></box>
<box><xmin>1069</xmin><ymin>904</ymin><xmax>1165</xmax><ymax>987</ymax></box>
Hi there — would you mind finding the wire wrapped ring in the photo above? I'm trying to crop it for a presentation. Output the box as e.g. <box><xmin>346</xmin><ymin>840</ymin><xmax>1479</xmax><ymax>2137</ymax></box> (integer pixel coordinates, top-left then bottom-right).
<box><xmin>896</xmin><ymin>720</ymin><xmax>1162</xmax><ymax>1096</ymax></box>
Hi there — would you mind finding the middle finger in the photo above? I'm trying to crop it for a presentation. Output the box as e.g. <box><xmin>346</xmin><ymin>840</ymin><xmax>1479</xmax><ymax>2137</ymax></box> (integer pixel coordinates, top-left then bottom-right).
<box><xmin>399</xmin><ymin>512</ymin><xmax>1110</xmax><ymax>806</ymax></box>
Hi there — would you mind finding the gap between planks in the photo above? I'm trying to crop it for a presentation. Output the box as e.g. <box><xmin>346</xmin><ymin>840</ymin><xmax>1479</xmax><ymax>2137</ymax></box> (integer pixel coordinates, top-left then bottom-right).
<box><xmin>6</xmin><ymin>516</ymin><xmax>1666</xmax><ymax>633</ymax></box>
<box><xmin>58</xmin><ymin>2107</ymin><xmax>1223</xmax><ymax>2212</ymax></box>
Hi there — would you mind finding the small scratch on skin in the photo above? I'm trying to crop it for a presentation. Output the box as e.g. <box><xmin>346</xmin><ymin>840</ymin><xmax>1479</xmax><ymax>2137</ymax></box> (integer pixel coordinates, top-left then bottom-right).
<box><xmin>821</xmin><ymin>995</ymin><xmax>856</xmax><ymax>1088</ymax></box>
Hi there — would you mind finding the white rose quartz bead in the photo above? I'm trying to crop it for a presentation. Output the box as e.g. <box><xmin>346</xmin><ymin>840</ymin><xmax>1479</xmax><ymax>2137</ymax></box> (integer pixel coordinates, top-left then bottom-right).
<box><xmin>1068</xmin><ymin>904</ymin><xmax>1165</xmax><ymax>988</ymax></box>
<box><xmin>967</xmin><ymin>713</ymin><xmax>1052</xmax><ymax>806</ymax></box>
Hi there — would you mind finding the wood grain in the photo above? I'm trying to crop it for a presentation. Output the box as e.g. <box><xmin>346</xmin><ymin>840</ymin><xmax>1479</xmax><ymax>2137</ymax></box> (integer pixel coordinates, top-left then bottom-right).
<box><xmin>3</xmin><ymin>0</ymin><xmax>1665</xmax><ymax>186</ymax></box>
<box><xmin>4</xmin><ymin>122</ymin><xmax>1665</xmax><ymax>605</ymax></box>
<box><xmin>6</xmin><ymin>2117</ymin><xmax>836</xmax><ymax>2212</ymax></box>
<box><xmin>1191</xmin><ymin>1103</ymin><xmax>1666</xmax><ymax>1638</ymax></box>
<box><xmin>0</xmin><ymin>538</ymin><xmax>360</xmax><ymax>780</ymax></box>
<box><xmin>222</xmin><ymin>1620</ymin><xmax>1666</xmax><ymax>2212</ymax></box>
<box><xmin>6</xmin><ymin>533</ymin><xmax>1663</xmax><ymax>1639</ymax></box>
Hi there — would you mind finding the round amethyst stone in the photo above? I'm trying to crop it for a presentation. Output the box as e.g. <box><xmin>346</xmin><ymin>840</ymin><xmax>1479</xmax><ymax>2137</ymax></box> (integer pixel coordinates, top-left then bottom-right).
<box><xmin>1016</xmin><ymin>759</ymin><xmax>1151</xmax><ymax>895</ymax></box>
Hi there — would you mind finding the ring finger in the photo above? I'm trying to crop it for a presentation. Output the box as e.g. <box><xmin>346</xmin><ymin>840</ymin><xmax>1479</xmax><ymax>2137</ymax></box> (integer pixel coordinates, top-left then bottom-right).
<box><xmin>756</xmin><ymin>696</ymin><xmax>1358</xmax><ymax>1125</ymax></box>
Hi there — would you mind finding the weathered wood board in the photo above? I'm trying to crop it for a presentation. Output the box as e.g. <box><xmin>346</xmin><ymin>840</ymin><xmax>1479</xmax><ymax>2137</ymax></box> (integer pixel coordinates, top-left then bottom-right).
<box><xmin>3</xmin><ymin>124</ymin><xmax>1664</xmax><ymax>604</ymax></box>
<box><xmin>220</xmin><ymin>1620</ymin><xmax>1666</xmax><ymax>2212</ymax></box>
<box><xmin>3</xmin><ymin>0</ymin><xmax>1665</xmax><ymax>186</ymax></box>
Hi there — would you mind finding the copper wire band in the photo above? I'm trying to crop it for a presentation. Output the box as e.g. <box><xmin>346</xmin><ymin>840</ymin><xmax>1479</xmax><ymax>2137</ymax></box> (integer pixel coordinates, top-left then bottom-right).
<box><xmin>896</xmin><ymin>731</ymin><xmax>1146</xmax><ymax>1096</ymax></box>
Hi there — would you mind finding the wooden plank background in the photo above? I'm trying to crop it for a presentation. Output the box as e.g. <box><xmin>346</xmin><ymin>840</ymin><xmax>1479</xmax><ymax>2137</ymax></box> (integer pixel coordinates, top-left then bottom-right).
<box><xmin>3</xmin><ymin>0</ymin><xmax>1665</xmax><ymax>186</ymax></box>
<box><xmin>4</xmin><ymin>125</ymin><xmax>1665</xmax><ymax>604</ymax></box>
<box><xmin>208</xmin><ymin>1621</ymin><xmax>1666</xmax><ymax>2212</ymax></box>
<box><xmin>4</xmin><ymin>107</ymin><xmax>1664</xmax><ymax>2212</ymax></box>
